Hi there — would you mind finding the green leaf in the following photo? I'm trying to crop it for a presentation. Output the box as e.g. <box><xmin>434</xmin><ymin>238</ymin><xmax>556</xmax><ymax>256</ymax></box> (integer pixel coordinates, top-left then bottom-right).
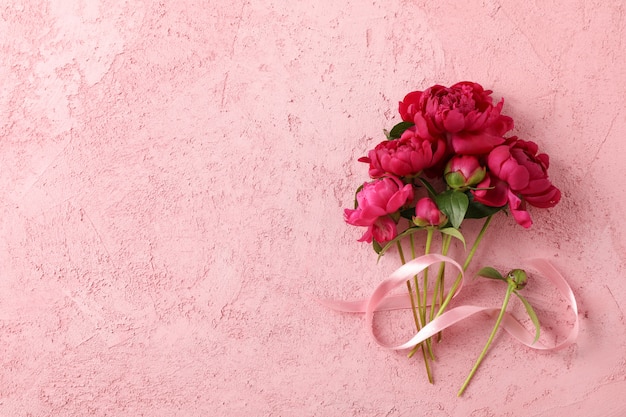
<box><xmin>465</xmin><ymin>194</ymin><xmax>505</xmax><ymax>219</ymax></box>
<box><xmin>376</xmin><ymin>227</ymin><xmax>424</xmax><ymax>262</ymax></box>
<box><xmin>418</xmin><ymin>177</ymin><xmax>438</xmax><ymax>199</ymax></box>
<box><xmin>435</xmin><ymin>190</ymin><xmax>469</xmax><ymax>229</ymax></box>
<box><xmin>399</xmin><ymin>207</ymin><xmax>415</xmax><ymax>221</ymax></box>
<box><xmin>476</xmin><ymin>266</ymin><xmax>504</xmax><ymax>281</ymax></box>
<box><xmin>353</xmin><ymin>184</ymin><xmax>364</xmax><ymax>209</ymax></box>
<box><xmin>514</xmin><ymin>291</ymin><xmax>541</xmax><ymax>344</ymax></box>
<box><xmin>388</xmin><ymin>121</ymin><xmax>414</xmax><ymax>140</ymax></box>
<box><xmin>440</xmin><ymin>227</ymin><xmax>466</xmax><ymax>249</ymax></box>
<box><xmin>372</xmin><ymin>239</ymin><xmax>383</xmax><ymax>254</ymax></box>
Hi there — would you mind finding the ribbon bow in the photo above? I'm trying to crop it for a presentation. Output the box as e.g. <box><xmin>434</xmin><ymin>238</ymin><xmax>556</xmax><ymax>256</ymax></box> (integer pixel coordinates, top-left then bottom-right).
<box><xmin>320</xmin><ymin>254</ymin><xmax>578</xmax><ymax>351</ymax></box>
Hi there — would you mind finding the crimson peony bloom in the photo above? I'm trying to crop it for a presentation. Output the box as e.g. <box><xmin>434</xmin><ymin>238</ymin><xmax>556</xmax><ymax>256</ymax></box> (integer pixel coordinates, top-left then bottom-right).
<box><xmin>344</xmin><ymin>176</ymin><xmax>414</xmax><ymax>243</ymax></box>
<box><xmin>398</xmin><ymin>91</ymin><xmax>423</xmax><ymax>122</ymax></box>
<box><xmin>472</xmin><ymin>173</ymin><xmax>509</xmax><ymax>208</ymax></box>
<box><xmin>473</xmin><ymin>137</ymin><xmax>560</xmax><ymax>228</ymax></box>
<box><xmin>357</xmin><ymin>216</ymin><xmax>398</xmax><ymax>244</ymax></box>
<box><xmin>359</xmin><ymin>127</ymin><xmax>446</xmax><ymax>178</ymax></box>
<box><xmin>488</xmin><ymin>138</ymin><xmax>561</xmax><ymax>208</ymax></box>
<box><xmin>400</xmin><ymin>82</ymin><xmax>514</xmax><ymax>155</ymax></box>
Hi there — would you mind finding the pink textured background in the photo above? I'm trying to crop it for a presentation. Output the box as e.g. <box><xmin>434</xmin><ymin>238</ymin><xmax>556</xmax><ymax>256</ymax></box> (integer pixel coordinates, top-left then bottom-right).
<box><xmin>1</xmin><ymin>1</ymin><xmax>625</xmax><ymax>416</ymax></box>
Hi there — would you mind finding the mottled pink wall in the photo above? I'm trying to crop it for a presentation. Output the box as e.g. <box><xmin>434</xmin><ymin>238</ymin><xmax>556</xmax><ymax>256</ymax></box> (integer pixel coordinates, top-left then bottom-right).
<box><xmin>1</xmin><ymin>0</ymin><xmax>625</xmax><ymax>416</ymax></box>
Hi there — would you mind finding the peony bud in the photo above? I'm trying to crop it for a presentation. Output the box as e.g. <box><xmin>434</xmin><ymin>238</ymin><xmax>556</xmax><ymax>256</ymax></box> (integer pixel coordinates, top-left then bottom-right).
<box><xmin>507</xmin><ymin>269</ymin><xmax>528</xmax><ymax>290</ymax></box>
<box><xmin>444</xmin><ymin>155</ymin><xmax>486</xmax><ymax>190</ymax></box>
<box><xmin>413</xmin><ymin>197</ymin><xmax>448</xmax><ymax>228</ymax></box>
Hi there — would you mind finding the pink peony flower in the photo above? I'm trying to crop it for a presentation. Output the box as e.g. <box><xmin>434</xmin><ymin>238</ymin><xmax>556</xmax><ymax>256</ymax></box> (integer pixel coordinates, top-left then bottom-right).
<box><xmin>444</xmin><ymin>155</ymin><xmax>486</xmax><ymax>190</ymax></box>
<box><xmin>506</xmin><ymin>189</ymin><xmax>532</xmax><ymax>228</ymax></box>
<box><xmin>488</xmin><ymin>138</ymin><xmax>561</xmax><ymax>208</ymax></box>
<box><xmin>407</xmin><ymin>82</ymin><xmax>513</xmax><ymax>155</ymax></box>
<box><xmin>412</xmin><ymin>197</ymin><xmax>448</xmax><ymax>228</ymax></box>
<box><xmin>344</xmin><ymin>176</ymin><xmax>414</xmax><ymax>243</ymax></box>
<box><xmin>359</xmin><ymin>128</ymin><xmax>446</xmax><ymax>178</ymax></box>
<box><xmin>358</xmin><ymin>217</ymin><xmax>398</xmax><ymax>243</ymax></box>
<box><xmin>472</xmin><ymin>173</ymin><xmax>509</xmax><ymax>208</ymax></box>
<box><xmin>473</xmin><ymin>137</ymin><xmax>561</xmax><ymax>228</ymax></box>
<box><xmin>398</xmin><ymin>91</ymin><xmax>423</xmax><ymax>122</ymax></box>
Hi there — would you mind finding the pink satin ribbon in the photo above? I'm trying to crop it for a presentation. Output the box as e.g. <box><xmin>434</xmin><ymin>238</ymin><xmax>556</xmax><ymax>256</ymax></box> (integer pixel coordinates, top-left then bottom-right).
<box><xmin>320</xmin><ymin>254</ymin><xmax>578</xmax><ymax>351</ymax></box>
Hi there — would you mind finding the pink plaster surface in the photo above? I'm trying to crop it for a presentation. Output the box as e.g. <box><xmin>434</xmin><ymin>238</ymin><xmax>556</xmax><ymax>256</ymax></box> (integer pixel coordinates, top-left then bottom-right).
<box><xmin>1</xmin><ymin>0</ymin><xmax>625</xmax><ymax>416</ymax></box>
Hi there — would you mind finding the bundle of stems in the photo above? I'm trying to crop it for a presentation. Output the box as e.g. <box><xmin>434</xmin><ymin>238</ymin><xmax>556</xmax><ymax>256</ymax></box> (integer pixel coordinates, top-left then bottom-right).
<box><xmin>394</xmin><ymin>216</ymin><xmax>493</xmax><ymax>383</ymax></box>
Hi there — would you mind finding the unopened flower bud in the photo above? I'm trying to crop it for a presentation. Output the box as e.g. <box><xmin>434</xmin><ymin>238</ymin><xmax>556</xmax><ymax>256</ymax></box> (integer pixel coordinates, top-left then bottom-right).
<box><xmin>507</xmin><ymin>269</ymin><xmax>528</xmax><ymax>289</ymax></box>
<box><xmin>413</xmin><ymin>197</ymin><xmax>448</xmax><ymax>228</ymax></box>
<box><xmin>445</xmin><ymin>155</ymin><xmax>486</xmax><ymax>190</ymax></box>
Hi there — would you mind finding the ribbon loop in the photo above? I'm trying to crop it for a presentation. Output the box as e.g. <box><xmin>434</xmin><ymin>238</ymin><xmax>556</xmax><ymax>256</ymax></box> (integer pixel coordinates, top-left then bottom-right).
<box><xmin>321</xmin><ymin>255</ymin><xmax>578</xmax><ymax>352</ymax></box>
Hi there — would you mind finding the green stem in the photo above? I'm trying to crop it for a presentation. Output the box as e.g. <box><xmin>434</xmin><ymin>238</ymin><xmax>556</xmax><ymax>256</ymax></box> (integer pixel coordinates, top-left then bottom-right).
<box><xmin>396</xmin><ymin>240</ymin><xmax>407</xmax><ymax>264</ymax></box>
<box><xmin>410</xmin><ymin>216</ymin><xmax>494</xmax><ymax>358</ymax></box>
<box><xmin>420</xmin><ymin>343</ymin><xmax>434</xmax><ymax>384</ymax></box>
<box><xmin>422</xmin><ymin>229</ymin><xmax>433</xmax><ymax>322</ymax></box>
<box><xmin>422</xmin><ymin>229</ymin><xmax>435</xmax><ymax>360</ymax></box>
<box><xmin>457</xmin><ymin>280</ymin><xmax>515</xmax><ymax>396</ymax></box>
<box><xmin>407</xmin><ymin>236</ymin><xmax>424</xmax><ymax>324</ymax></box>
<box><xmin>436</xmin><ymin>215</ymin><xmax>493</xmax><ymax>317</ymax></box>
<box><xmin>430</xmin><ymin>233</ymin><xmax>452</xmax><ymax>322</ymax></box>
<box><xmin>405</xmin><ymin>281</ymin><xmax>420</xmax><ymax>336</ymax></box>
<box><xmin>397</xmin><ymin>241</ymin><xmax>420</xmax><ymax>326</ymax></box>
<box><xmin>431</xmin><ymin>233</ymin><xmax>452</xmax><ymax>343</ymax></box>
<box><xmin>399</xmin><ymin>240</ymin><xmax>434</xmax><ymax>384</ymax></box>
<box><xmin>409</xmin><ymin>233</ymin><xmax>416</xmax><ymax>261</ymax></box>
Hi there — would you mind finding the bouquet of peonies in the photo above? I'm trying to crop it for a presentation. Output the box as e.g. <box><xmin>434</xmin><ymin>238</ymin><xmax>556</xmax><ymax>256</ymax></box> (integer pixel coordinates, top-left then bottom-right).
<box><xmin>341</xmin><ymin>82</ymin><xmax>565</xmax><ymax>395</ymax></box>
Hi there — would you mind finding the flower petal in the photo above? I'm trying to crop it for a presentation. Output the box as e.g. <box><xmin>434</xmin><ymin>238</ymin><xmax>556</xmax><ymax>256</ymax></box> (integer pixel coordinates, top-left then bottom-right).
<box><xmin>453</xmin><ymin>132</ymin><xmax>505</xmax><ymax>155</ymax></box>
<box><xmin>442</xmin><ymin>109</ymin><xmax>465</xmax><ymax>132</ymax></box>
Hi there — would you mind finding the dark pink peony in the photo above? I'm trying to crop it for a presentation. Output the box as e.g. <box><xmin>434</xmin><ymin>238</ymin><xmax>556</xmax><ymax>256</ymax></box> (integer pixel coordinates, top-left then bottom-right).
<box><xmin>344</xmin><ymin>176</ymin><xmax>414</xmax><ymax>243</ymax></box>
<box><xmin>488</xmin><ymin>138</ymin><xmax>561</xmax><ymax>208</ymax></box>
<box><xmin>398</xmin><ymin>91</ymin><xmax>423</xmax><ymax>122</ymax></box>
<box><xmin>359</xmin><ymin>127</ymin><xmax>446</xmax><ymax>178</ymax></box>
<box><xmin>473</xmin><ymin>137</ymin><xmax>560</xmax><ymax>228</ymax></box>
<box><xmin>472</xmin><ymin>173</ymin><xmax>509</xmax><ymax>208</ymax></box>
<box><xmin>506</xmin><ymin>189</ymin><xmax>532</xmax><ymax>228</ymax></box>
<box><xmin>472</xmin><ymin>173</ymin><xmax>533</xmax><ymax>227</ymax></box>
<box><xmin>357</xmin><ymin>217</ymin><xmax>398</xmax><ymax>244</ymax></box>
<box><xmin>408</xmin><ymin>82</ymin><xmax>514</xmax><ymax>155</ymax></box>
<box><xmin>413</xmin><ymin>197</ymin><xmax>448</xmax><ymax>228</ymax></box>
